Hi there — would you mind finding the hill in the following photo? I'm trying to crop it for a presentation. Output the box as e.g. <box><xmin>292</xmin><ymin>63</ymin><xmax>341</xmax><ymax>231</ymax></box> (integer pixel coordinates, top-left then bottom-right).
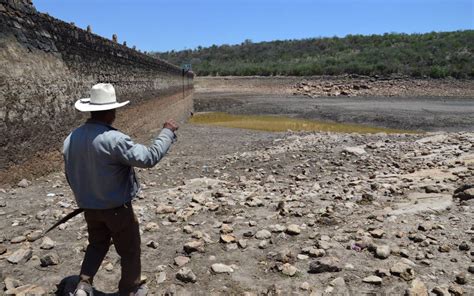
<box><xmin>153</xmin><ymin>31</ymin><xmax>474</xmax><ymax>78</ymax></box>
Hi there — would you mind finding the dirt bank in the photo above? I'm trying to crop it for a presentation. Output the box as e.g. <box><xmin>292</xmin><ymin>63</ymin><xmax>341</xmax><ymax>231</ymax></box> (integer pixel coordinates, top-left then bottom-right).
<box><xmin>196</xmin><ymin>76</ymin><xmax>474</xmax><ymax>97</ymax></box>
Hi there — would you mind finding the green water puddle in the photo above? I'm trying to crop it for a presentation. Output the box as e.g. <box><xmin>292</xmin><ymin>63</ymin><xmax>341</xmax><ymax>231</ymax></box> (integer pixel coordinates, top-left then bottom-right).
<box><xmin>190</xmin><ymin>112</ymin><xmax>417</xmax><ymax>134</ymax></box>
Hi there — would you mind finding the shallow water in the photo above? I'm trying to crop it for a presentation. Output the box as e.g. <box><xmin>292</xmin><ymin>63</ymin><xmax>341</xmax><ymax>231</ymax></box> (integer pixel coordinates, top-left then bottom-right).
<box><xmin>189</xmin><ymin>112</ymin><xmax>417</xmax><ymax>134</ymax></box>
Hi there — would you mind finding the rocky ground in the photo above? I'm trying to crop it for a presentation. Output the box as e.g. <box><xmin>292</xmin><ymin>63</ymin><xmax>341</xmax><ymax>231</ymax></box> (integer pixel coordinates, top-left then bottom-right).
<box><xmin>0</xmin><ymin>124</ymin><xmax>473</xmax><ymax>295</ymax></box>
<box><xmin>196</xmin><ymin>76</ymin><xmax>474</xmax><ymax>98</ymax></box>
<box><xmin>292</xmin><ymin>78</ymin><xmax>474</xmax><ymax>98</ymax></box>
<box><xmin>1</xmin><ymin>77</ymin><xmax>474</xmax><ymax>295</ymax></box>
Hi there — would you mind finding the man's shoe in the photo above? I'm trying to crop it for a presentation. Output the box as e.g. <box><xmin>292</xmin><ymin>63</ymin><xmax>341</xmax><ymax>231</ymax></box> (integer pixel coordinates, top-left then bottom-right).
<box><xmin>73</xmin><ymin>281</ymin><xmax>94</xmax><ymax>296</ymax></box>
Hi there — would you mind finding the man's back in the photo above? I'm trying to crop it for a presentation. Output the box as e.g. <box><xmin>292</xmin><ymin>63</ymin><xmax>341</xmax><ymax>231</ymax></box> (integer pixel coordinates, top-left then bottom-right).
<box><xmin>63</xmin><ymin>120</ymin><xmax>139</xmax><ymax>209</ymax></box>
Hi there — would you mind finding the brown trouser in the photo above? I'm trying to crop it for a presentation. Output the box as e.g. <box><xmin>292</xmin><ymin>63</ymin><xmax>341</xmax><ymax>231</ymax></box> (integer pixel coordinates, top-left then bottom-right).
<box><xmin>80</xmin><ymin>203</ymin><xmax>141</xmax><ymax>294</ymax></box>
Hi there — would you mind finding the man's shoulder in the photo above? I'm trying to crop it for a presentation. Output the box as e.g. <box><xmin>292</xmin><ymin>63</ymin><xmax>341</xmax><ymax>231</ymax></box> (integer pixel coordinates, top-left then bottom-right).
<box><xmin>97</xmin><ymin>129</ymin><xmax>133</xmax><ymax>150</ymax></box>
<box><xmin>102</xmin><ymin>129</ymin><xmax>129</xmax><ymax>141</ymax></box>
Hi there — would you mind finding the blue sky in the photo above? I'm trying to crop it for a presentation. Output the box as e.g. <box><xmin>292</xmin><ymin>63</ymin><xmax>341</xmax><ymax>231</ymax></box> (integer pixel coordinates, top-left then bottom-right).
<box><xmin>34</xmin><ymin>0</ymin><xmax>473</xmax><ymax>52</ymax></box>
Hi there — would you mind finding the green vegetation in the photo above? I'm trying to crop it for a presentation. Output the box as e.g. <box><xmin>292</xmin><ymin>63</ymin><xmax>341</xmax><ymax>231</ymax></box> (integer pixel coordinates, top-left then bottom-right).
<box><xmin>190</xmin><ymin>112</ymin><xmax>416</xmax><ymax>134</ymax></box>
<box><xmin>153</xmin><ymin>31</ymin><xmax>474</xmax><ymax>78</ymax></box>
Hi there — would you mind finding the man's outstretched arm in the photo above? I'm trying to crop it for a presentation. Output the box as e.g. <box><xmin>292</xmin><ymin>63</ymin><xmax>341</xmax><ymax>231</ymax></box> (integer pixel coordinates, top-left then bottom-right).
<box><xmin>114</xmin><ymin>119</ymin><xmax>179</xmax><ymax>168</ymax></box>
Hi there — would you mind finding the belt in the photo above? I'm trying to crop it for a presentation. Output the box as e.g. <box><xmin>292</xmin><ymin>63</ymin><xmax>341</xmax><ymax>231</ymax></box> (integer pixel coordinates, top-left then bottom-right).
<box><xmin>110</xmin><ymin>201</ymin><xmax>132</xmax><ymax>211</ymax></box>
<box><xmin>85</xmin><ymin>201</ymin><xmax>132</xmax><ymax>212</ymax></box>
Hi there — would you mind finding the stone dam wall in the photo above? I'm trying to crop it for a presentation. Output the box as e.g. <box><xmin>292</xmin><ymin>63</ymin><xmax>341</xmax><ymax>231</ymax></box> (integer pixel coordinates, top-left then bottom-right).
<box><xmin>0</xmin><ymin>0</ymin><xmax>194</xmax><ymax>183</ymax></box>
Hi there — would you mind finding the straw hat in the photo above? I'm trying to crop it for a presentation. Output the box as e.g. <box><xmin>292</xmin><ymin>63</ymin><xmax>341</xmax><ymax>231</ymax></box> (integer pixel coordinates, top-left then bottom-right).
<box><xmin>75</xmin><ymin>83</ymin><xmax>129</xmax><ymax>112</ymax></box>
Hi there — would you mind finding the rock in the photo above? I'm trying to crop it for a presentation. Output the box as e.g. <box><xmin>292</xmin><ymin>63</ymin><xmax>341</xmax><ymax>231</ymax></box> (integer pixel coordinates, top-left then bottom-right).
<box><xmin>316</xmin><ymin>240</ymin><xmax>332</xmax><ymax>250</ymax></box>
<box><xmin>0</xmin><ymin>244</ymin><xmax>6</xmax><ymax>255</ymax></box>
<box><xmin>220</xmin><ymin>234</ymin><xmax>236</xmax><ymax>244</ymax></box>
<box><xmin>406</xmin><ymin>278</ymin><xmax>428</xmax><ymax>296</ymax></box>
<box><xmin>176</xmin><ymin>267</ymin><xmax>197</xmax><ymax>283</ymax></box>
<box><xmin>174</xmin><ymin>256</ymin><xmax>190</xmax><ymax>267</ymax></box>
<box><xmin>343</xmin><ymin>146</ymin><xmax>366</xmax><ymax>156</ymax></box>
<box><xmin>455</xmin><ymin>273</ymin><xmax>467</xmax><ymax>285</ymax></box>
<box><xmin>468</xmin><ymin>265</ymin><xmax>474</xmax><ymax>274</ymax></box>
<box><xmin>390</xmin><ymin>261</ymin><xmax>415</xmax><ymax>281</ymax></box>
<box><xmin>296</xmin><ymin>254</ymin><xmax>309</xmax><ymax>260</ymax></box>
<box><xmin>453</xmin><ymin>184</ymin><xmax>474</xmax><ymax>200</ymax></box>
<box><xmin>26</xmin><ymin>230</ymin><xmax>43</xmax><ymax>242</ymax></box>
<box><xmin>400</xmin><ymin>249</ymin><xmax>410</xmax><ymax>258</ymax></box>
<box><xmin>226</xmin><ymin>243</ymin><xmax>238</xmax><ymax>251</ymax></box>
<box><xmin>362</xmin><ymin>275</ymin><xmax>382</xmax><ymax>285</ymax></box>
<box><xmin>7</xmin><ymin>247</ymin><xmax>32</xmax><ymax>264</ymax></box>
<box><xmin>5</xmin><ymin>284</ymin><xmax>47</xmax><ymax>295</ymax></box>
<box><xmin>275</xmin><ymin>249</ymin><xmax>294</xmax><ymax>263</ymax></box>
<box><xmin>432</xmin><ymin>286</ymin><xmax>450</xmax><ymax>296</ymax></box>
<box><xmin>308</xmin><ymin>257</ymin><xmax>341</xmax><ymax>273</ymax></box>
<box><xmin>375</xmin><ymin>268</ymin><xmax>390</xmax><ymax>277</ymax></box>
<box><xmin>183</xmin><ymin>240</ymin><xmax>204</xmax><ymax>253</ymax></box>
<box><xmin>168</xmin><ymin>214</ymin><xmax>178</xmax><ymax>222</ymax></box>
<box><xmin>192</xmin><ymin>193</ymin><xmax>206</xmax><ymax>204</ymax></box>
<box><xmin>191</xmin><ymin>231</ymin><xmax>204</xmax><ymax>239</ymax></box>
<box><xmin>156</xmin><ymin>271</ymin><xmax>166</xmax><ymax>284</ymax></box>
<box><xmin>326</xmin><ymin>277</ymin><xmax>349</xmax><ymax>295</ymax></box>
<box><xmin>146</xmin><ymin>240</ymin><xmax>159</xmax><ymax>249</ymax></box>
<box><xmin>269</xmin><ymin>224</ymin><xmax>286</xmax><ymax>233</ymax></box>
<box><xmin>286</xmin><ymin>224</ymin><xmax>301</xmax><ymax>235</ymax></box>
<box><xmin>238</xmin><ymin>239</ymin><xmax>248</xmax><ymax>249</ymax></box>
<box><xmin>10</xmin><ymin>235</ymin><xmax>26</xmax><ymax>244</ymax></box>
<box><xmin>243</xmin><ymin>230</ymin><xmax>255</xmax><ymax>237</ymax></box>
<box><xmin>448</xmin><ymin>285</ymin><xmax>464</xmax><ymax>296</ymax></box>
<box><xmin>409</xmin><ymin>233</ymin><xmax>427</xmax><ymax>243</ymax></box>
<box><xmin>156</xmin><ymin>204</ymin><xmax>176</xmax><ymax>214</ymax></box>
<box><xmin>302</xmin><ymin>247</ymin><xmax>325</xmax><ymax>257</ymax></box>
<box><xmin>390</xmin><ymin>193</ymin><xmax>452</xmax><ymax>215</ymax></box>
<box><xmin>458</xmin><ymin>241</ymin><xmax>470</xmax><ymax>251</ymax></box>
<box><xmin>438</xmin><ymin>244</ymin><xmax>450</xmax><ymax>252</ymax></box>
<box><xmin>144</xmin><ymin>222</ymin><xmax>160</xmax><ymax>232</ymax></box>
<box><xmin>369</xmin><ymin>229</ymin><xmax>385</xmax><ymax>238</ymax></box>
<box><xmin>281</xmin><ymin>263</ymin><xmax>297</xmax><ymax>276</ymax></box>
<box><xmin>418</xmin><ymin>223</ymin><xmax>432</xmax><ymax>232</ymax></box>
<box><xmin>258</xmin><ymin>240</ymin><xmax>268</xmax><ymax>249</ymax></box>
<box><xmin>4</xmin><ymin>277</ymin><xmax>22</xmax><ymax>291</ymax></box>
<box><xmin>300</xmin><ymin>282</ymin><xmax>310</xmax><ymax>291</ymax></box>
<box><xmin>295</xmin><ymin>174</ymin><xmax>307</xmax><ymax>181</ymax></box>
<box><xmin>266</xmin><ymin>175</ymin><xmax>276</xmax><ymax>183</ymax></box>
<box><xmin>255</xmin><ymin>229</ymin><xmax>272</xmax><ymax>240</ymax></box>
<box><xmin>17</xmin><ymin>179</ymin><xmax>30</xmax><ymax>188</ymax></box>
<box><xmin>344</xmin><ymin>263</ymin><xmax>354</xmax><ymax>270</ymax></box>
<box><xmin>375</xmin><ymin>245</ymin><xmax>391</xmax><ymax>259</ymax></box>
<box><xmin>220</xmin><ymin>224</ymin><xmax>233</xmax><ymax>234</ymax></box>
<box><xmin>424</xmin><ymin>185</ymin><xmax>440</xmax><ymax>193</ymax></box>
<box><xmin>40</xmin><ymin>237</ymin><xmax>55</xmax><ymax>250</ymax></box>
<box><xmin>40</xmin><ymin>253</ymin><xmax>60</xmax><ymax>267</ymax></box>
<box><xmin>211</xmin><ymin>263</ymin><xmax>234</xmax><ymax>274</ymax></box>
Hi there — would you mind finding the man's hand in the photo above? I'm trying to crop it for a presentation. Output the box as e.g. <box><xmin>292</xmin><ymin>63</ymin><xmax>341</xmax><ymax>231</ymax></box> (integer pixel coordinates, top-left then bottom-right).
<box><xmin>163</xmin><ymin>119</ymin><xmax>179</xmax><ymax>132</ymax></box>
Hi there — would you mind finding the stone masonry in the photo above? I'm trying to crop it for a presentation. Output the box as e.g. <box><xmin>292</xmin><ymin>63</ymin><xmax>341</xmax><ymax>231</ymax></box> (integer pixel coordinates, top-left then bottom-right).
<box><xmin>0</xmin><ymin>0</ymin><xmax>194</xmax><ymax>181</ymax></box>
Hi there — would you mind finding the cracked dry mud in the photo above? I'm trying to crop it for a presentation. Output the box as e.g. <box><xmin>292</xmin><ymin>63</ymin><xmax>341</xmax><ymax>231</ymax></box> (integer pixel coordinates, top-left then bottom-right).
<box><xmin>1</xmin><ymin>123</ymin><xmax>473</xmax><ymax>295</ymax></box>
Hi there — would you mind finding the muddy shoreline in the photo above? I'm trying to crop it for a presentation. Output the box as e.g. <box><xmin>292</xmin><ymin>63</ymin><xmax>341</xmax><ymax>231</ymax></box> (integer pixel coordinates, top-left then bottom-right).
<box><xmin>194</xmin><ymin>91</ymin><xmax>474</xmax><ymax>132</ymax></box>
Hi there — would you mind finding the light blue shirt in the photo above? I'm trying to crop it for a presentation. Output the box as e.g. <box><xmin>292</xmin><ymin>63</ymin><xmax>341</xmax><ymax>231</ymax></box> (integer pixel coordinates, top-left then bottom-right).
<box><xmin>63</xmin><ymin>119</ymin><xmax>175</xmax><ymax>209</ymax></box>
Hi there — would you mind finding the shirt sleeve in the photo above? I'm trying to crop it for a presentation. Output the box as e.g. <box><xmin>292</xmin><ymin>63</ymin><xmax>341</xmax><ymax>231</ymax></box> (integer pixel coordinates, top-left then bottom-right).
<box><xmin>113</xmin><ymin>128</ymin><xmax>176</xmax><ymax>168</ymax></box>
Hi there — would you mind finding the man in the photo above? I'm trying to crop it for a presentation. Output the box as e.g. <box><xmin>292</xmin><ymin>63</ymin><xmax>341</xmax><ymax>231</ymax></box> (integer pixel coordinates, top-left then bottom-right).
<box><xmin>63</xmin><ymin>83</ymin><xmax>178</xmax><ymax>296</ymax></box>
